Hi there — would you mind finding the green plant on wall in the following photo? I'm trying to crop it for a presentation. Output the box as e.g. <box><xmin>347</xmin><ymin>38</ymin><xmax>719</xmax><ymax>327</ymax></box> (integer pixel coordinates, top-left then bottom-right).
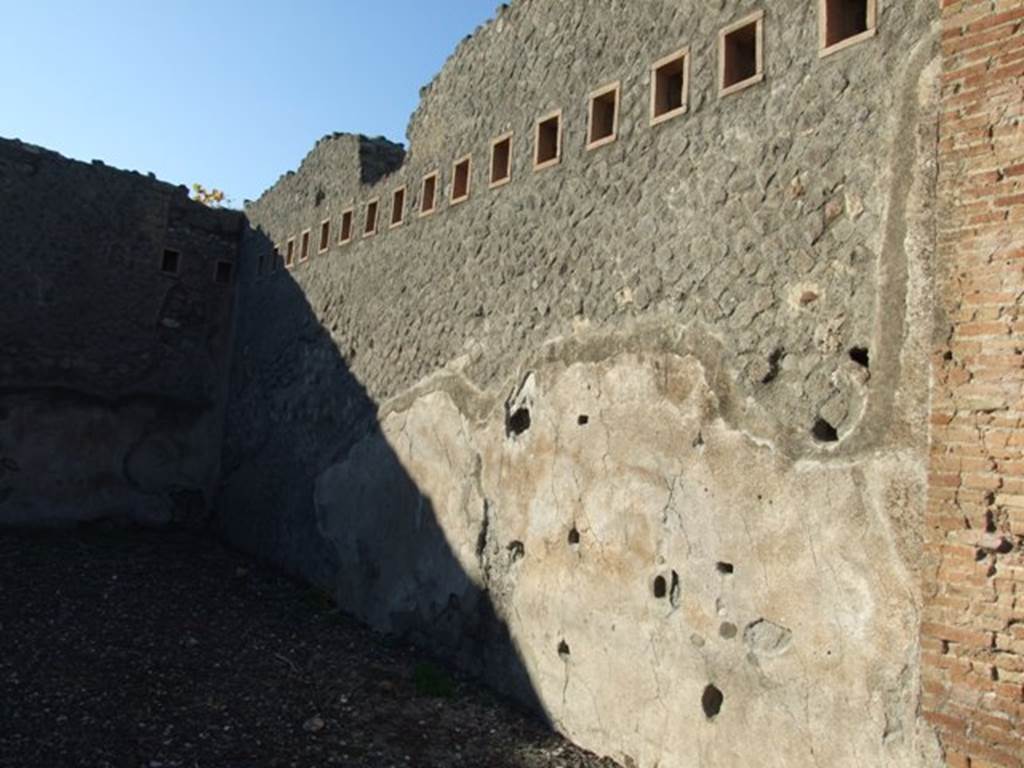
<box><xmin>191</xmin><ymin>183</ymin><xmax>230</xmax><ymax>208</ymax></box>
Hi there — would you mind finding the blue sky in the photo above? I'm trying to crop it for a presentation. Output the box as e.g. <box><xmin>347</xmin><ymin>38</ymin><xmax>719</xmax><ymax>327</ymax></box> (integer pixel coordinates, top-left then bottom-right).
<box><xmin>0</xmin><ymin>1</ymin><xmax>497</xmax><ymax>204</ymax></box>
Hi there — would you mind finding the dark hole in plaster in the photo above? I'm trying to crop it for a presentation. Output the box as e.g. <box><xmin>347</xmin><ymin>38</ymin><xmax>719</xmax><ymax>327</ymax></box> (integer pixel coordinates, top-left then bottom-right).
<box><xmin>975</xmin><ymin>548</ymin><xmax>988</xmax><ymax>562</ymax></box>
<box><xmin>160</xmin><ymin>249</ymin><xmax>180</xmax><ymax>275</ymax></box>
<box><xmin>849</xmin><ymin>346</ymin><xmax>870</xmax><ymax>368</ymax></box>
<box><xmin>693</xmin><ymin>432</ymin><xmax>705</xmax><ymax>449</ymax></box>
<box><xmin>589</xmin><ymin>88</ymin><xmax>617</xmax><ymax>144</ymax></box>
<box><xmin>577</xmin><ymin>415</ymin><xmax>589</xmax><ymax>426</ymax></box>
<box><xmin>761</xmin><ymin>347</ymin><xmax>785</xmax><ymax>384</ymax></box>
<box><xmin>825</xmin><ymin>0</ymin><xmax>870</xmax><ymax>48</ymax></box>
<box><xmin>812</xmin><ymin>418</ymin><xmax>840</xmax><ymax>443</ymax></box>
<box><xmin>315</xmin><ymin>188</ymin><xmax>326</xmax><ymax>206</ymax></box>
<box><xmin>452</xmin><ymin>159</ymin><xmax>471</xmax><ymax>201</ymax></box>
<box><xmin>507</xmin><ymin>407</ymin><xmax>531</xmax><ymax>437</ymax></box>
<box><xmin>716</xmin><ymin>562</ymin><xmax>735</xmax><ymax>575</ymax></box>
<box><xmin>491</xmin><ymin>136</ymin><xmax>512</xmax><ymax>185</ymax></box>
<box><xmin>943</xmin><ymin>351</ymin><xmax>953</xmax><ymax>361</ymax></box>
<box><xmin>723</xmin><ymin>21</ymin><xmax>758</xmax><ymax>90</ymax></box>
<box><xmin>536</xmin><ymin>115</ymin><xmax>560</xmax><ymax>166</ymax></box>
<box><xmin>214</xmin><ymin>261</ymin><xmax>233</xmax><ymax>284</ymax></box>
<box><xmin>653</xmin><ymin>575</ymin><xmax>667</xmax><ymax>599</ymax></box>
<box><xmin>719</xmin><ymin>622</ymin><xmax>738</xmax><ymax>640</ymax></box>
<box><xmin>340</xmin><ymin>210</ymin><xmax>353</xmax><ymax>242</ymax></box>
<box><xmin>702</xmin><ymin>684</ymin><xmax>724</xmax><ymax>720</ymax></box>
<box><xmin>653</xmin><ymin>54</ymin><xmax>686</xmax><ymax>118</ymax></box>
<box><xmin>568</xmin><ymin>527</ymin><xmax>580</xmax><ymax>545</ymax></box>
<box><xmin>669</xmin><ymin>570</ymin><xmax>681</xmax><ymax>608</ymax></box>
<box><xmin>558</xmin><ymin>640</ymin><xmax>571</xmax><ymax>659</ymax></box>
<box><xmin>507</xmin><ymin>540</ymin><xmax>525</xmax><ymax>562</ymax></box>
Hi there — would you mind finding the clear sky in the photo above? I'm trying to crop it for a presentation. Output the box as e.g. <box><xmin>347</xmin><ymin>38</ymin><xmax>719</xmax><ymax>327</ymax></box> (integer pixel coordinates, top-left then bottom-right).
<box><xmin>0</xmin><ymin>1</ymin><xmax>498</xmax><ymax>204</ymax></box>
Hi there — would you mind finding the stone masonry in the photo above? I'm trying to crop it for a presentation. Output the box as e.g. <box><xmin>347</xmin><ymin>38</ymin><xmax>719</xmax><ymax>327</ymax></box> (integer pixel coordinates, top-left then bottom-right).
<box><xmin>2</xmin><ymin>0</ymin><xmax>1023</xmax><ymax>766</ymax></box>
<box><xmin>219</xmin><ymin>1</ymin><xmax>957</xmax><ymax>766</ymax></box>
<box><xmin>0</xmin><ymin>138</ymin><xmax>242</xmax><ymax>524</ymax></box>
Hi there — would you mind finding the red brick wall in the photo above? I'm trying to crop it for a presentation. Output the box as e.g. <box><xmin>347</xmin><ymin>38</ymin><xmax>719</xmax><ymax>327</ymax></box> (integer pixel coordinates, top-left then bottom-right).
<box><xmin>925</xmin><ymin>1</ymin><xmax>1024</xmax><ymax>766</ymax></box>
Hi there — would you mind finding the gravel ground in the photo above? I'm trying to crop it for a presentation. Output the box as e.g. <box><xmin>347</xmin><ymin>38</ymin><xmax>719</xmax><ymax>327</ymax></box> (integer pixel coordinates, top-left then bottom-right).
<box><xmin>0</xmin><ymin>526</ymin><xmax>619</xmax><ymax>768</ymax></box>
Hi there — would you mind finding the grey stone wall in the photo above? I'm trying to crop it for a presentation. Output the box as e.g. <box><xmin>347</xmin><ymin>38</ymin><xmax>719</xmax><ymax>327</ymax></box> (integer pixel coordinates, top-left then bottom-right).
<box><xmin>0</xmin><ymin>138</ymin><xmax>243</xmax><ymax>524</ymax></box>
<box><xmin>218</xmin><ymin>1</ymin><xmax>943</xmax><ymax>765</ymax></box>
<box><xmin>235</xmin><ymin>0</ymin><xmax>933</xmax><ymax>442</ymax></box>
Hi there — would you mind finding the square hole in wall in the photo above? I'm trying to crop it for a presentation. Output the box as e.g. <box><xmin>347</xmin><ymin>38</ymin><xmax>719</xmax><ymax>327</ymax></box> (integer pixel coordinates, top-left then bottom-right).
<box><xmin>650</xmin><ymin>48</ymin><xmax>690</xmax><ymax>125</ymax></box>
<box><xmin>587</xmin><ymin>82</ymin><xmax>620</xmax><ymax>149</ymax></box>
<box><xmin>318</xmin><ymin>219</ymin><xmax>331</xmax><ymax>253</ymax></box>
<box><xmin>490</xmin><ymin>133</ymin><xmax>513</xmax><ymax>188</ymax></box>
<box><xmin>299</xmin><ymin>229</ymin><xmax>311</xmax><ymax>261</ymax></box>
<box><xmin>451</xmin><ymin>156</ymin><xmax>471</xmax><ymax>204</ymax></box>
<box><xmin>364</xmin><ymin>199</ymin><xmax>379</xmax><ymax>236</ymax></box>
<box><xmin>420</xmin><ymin>171</ymin><xmax>439</xmax><ymax>216</ymax></box>
<box><xmin>338</xmin><ymin>208</ymin><xmax>354</xmax><ymax>244</ymax></box>
<box><xmin>820</xmin><ymin>0</ymin><xmax>876</xmax><ymax>56</ymax></box>
<box><xmin>214</xmin><ymin>260</ymin><xmax>233</xmax><ymax>284</ymax></box>
<box><xmin>160</xmin><ymin>249</ymin><xmax>180</xmax><ymax>275</ymax></box>
<box><xmin>534</xmin><ymin>110</ymin><xmax>562</xmax><ymax>170</ymax></box>
<box><xmin>285</xmin><ymin>238</ymin><xmax>295</xmax><ymax>268</ymax></box>
<box><xmin>271</xmin><ymin>245</ymin><xmax>281</xmax><ymax>272</ymax></box>
<box><xmin>391</xmin><ymin>186</ymin><xmax>406</xmax><ymax>228</ymax></box>
<box><xmin>719</xmin><ymin>11</ymin><xmax>764</xmax><ymax>97</ymax></box>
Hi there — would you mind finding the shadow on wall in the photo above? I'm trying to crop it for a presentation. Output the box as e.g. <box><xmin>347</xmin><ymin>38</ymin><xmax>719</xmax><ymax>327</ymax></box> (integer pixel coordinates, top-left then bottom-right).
<box><xmin>214</xmin><ymin>226</ymin><xmax>546</xmax><ymax>720</ymax></box>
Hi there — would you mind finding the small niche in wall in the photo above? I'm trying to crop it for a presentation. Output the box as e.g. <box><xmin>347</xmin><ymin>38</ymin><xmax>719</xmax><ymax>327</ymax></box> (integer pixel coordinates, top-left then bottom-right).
<box><xmin>650</xmin><ymin>48</ymin><xmax>690</xmax><ymax>125</ymax></box>
<box><xmin>160</xmin><ymin>249</ymin><xmax>180</xmax><ymax>275</ymax></box>
<box><xmin>420</xmin><ymin>171</ymin><xmax>439</xmax><ymax>216</ymax></box>
<box><xmin>490</xmin><ymin>133</ymin><xmax>513</xmax><ymax>189</ymax></box>
<box><xmin>338</xmin><ymin>208</ymin><xmax>354</xmax><ymax>245</ymax></box>
<box><xmin>363</xmin><ymin>199</ymin><xmax>379</xmax><ymax>237</ymax></box>
<box><xmin>285</xmin><ymin>238</ymin><xmax>295</xmax><ymax>268</ymax></box>
<box><xmin>451</xmin><ymin>156</ymin><xmax>472</xmax><ymax>204</ymax></box>
<box><xmin>587</xmin><ymin>82</ymin><xmax>620</xmax><ymax>150</ymax></box>
<box><xmin>214</xmin><ymin>260</ymin><xmax>233</xmax><ymax>284</ymax></box>
<box><xmin>299</xmin><ymin>229</ymin><xmax>311</xmax><ymax>262</ymax></box>
<box><xmin>719</xmin><ymin>11</ymin><xmax>765</xmax><ymax>97</ymax></box>
<box><xmin>318</xmin><ymin>219</ymin><xmax>331</xmax><ymax>253</ymax></box>
<box><xmin>820</xmin><ymin>0</ymin><xmax>876</xmax><ymax>56</ymax></box>
<box><xmin>390</xmin><ymin>186</ymin><xmax>406</xmax><ymax>228</ymax></box>
<box><xmin>533</xmin><ymin>110</ymin><xmax>562</xmax><ymax>171</ymax></box>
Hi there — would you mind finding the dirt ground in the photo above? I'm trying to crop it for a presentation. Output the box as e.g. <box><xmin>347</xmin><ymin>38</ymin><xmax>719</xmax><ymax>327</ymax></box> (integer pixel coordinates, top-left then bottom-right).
<box><xmin>0</xmin><ymin>527</ymin><xmax>619</xmax><ymax>768</ymax></box>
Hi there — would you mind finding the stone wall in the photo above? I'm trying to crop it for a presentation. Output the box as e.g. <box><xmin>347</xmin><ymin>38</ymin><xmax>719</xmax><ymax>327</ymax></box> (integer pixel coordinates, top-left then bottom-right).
<box><xmin>923</xmin><ymin>1</ymin><xmax>1024</xmax><ymax>765</ymax></box>
<box><xmin>219</xmin><ymin>1</ymin><xmax>949</xmax><ymax>765</ymax></box>
<box><xmin>0</xmin><ymin>138</ymin><xmax>243</xmax><ymax>524</ymax></box>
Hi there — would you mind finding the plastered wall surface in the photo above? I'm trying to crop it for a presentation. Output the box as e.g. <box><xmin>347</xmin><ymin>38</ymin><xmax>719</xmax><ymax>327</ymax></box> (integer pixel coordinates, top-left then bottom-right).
<box><xmin>0</xmin><ymin>139</ymin><xmax>242</xmax><ymax>524</ymax></box>
<box><xmin>220</xmin><ymin>1</ymin><xmax>951</xmax><ymax>765</ymax></box>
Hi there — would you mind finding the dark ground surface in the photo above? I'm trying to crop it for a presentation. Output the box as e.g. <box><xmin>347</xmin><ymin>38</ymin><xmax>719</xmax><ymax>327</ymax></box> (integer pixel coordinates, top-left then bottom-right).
<box><xmin>0</xmin><ymin>527</ymin><xmax>619</xmax><ymax>768</ymax></box>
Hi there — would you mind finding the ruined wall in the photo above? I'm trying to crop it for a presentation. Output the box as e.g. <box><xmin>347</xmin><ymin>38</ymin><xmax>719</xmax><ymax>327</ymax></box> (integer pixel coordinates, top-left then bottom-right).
<box><xmin>220</xmin><ymin>1</ymin><xmax>946</xmax><ymax>765</ymax></box>
<box><xmin>923</xmin><ymin>2</ymin><xmax>1024</xmax><ymax>765</ymax></box>
<box><xmin>0</xmin><ymin>138</ymin><xmax>242</xmax><ymax>524</ymax></box>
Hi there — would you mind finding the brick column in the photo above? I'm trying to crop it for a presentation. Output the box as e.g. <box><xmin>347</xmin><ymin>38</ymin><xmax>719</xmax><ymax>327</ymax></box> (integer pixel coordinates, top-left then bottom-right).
<box><xmin>924</xmin><ymin>1</ymin><xmax>1024</xmax><ymax>766</ymax></box>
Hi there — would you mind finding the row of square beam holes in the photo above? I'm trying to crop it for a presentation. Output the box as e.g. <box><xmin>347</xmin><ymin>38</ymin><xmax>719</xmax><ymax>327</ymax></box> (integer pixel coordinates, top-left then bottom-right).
<box><xmin>274</xmin><ymin>0</ymin><xmax>877</xmax><ymax>270</ymax></box>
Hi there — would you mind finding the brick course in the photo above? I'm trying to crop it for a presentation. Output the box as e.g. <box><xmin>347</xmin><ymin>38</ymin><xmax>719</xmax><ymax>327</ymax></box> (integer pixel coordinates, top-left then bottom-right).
<box><xmin>927</xmin><ymin>1</ymin><xmax>1024</xmax><ymax>765</ymax></box>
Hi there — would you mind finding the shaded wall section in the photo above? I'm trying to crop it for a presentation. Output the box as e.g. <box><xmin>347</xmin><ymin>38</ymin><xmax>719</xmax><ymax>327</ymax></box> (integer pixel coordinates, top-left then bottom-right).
<box><xmin>0</xmin><ymin>138</ymin><xmax>242</xmax><ymax>524</ymax></box>
<box><xmin>217</xmin><ymin>225</ymin><xmax>544</xmax><ymax>711</ymax></box>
